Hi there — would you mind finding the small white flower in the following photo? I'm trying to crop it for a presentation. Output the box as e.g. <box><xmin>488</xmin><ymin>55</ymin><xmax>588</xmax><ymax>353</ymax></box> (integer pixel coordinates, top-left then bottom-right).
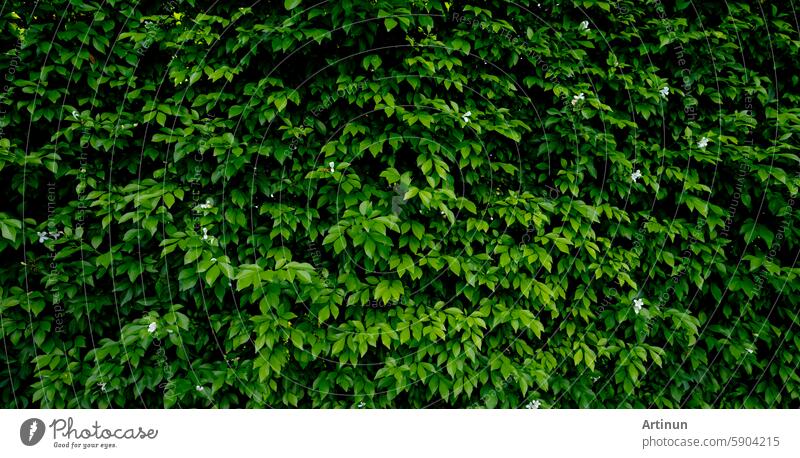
<box><xmin>329</xmin><ymin>161</ymin><xmax>335</xmax><ymax>173</ymax></box>
<box><xmin>461</xmin><ymin>110</ymin><xmax>471</xmax><ymax>123</ymax></box>
<box><xmin>148</xmin><ymin>322</ymin><xmax>157</xmax><ymax>333</ymax></box>
<box><xmin>202</xmin><ymin>227</ymin><xmax>208</xmax><ymax>240</ymax></box>
<box><xmin>99</xmin><ymin>382</ymin><xmax>106</xmax><ymax>392</ymax></box>
<box><xmin>746</xmin><ymin>348</ymin><xmax>754</xmax><ymax>354</ymax></box>
<box><xmin>270</xmin><ymin>193</ymin><xmax>274</xmax><ymax>198</ymax></box>
<box><xmin>211</xmin><ymin>257</ymin><xmax>216</xmax><ymax>262</ymax></box>
<box><xmin>571</xmin><ymin>92</ymin><xmax>585</xmax><ymax>106</ymax></box>
<box><xmin>659</xmin><ymin>86</ymin><xmax>669</xmax><ymax>98</ymax></box>
<box><xmin>697</xmin><ymin>137</ymin><xmax>709</xmax><ymax>149</ymax></box>
<box><xmin>633</xmin><ymin>298</ymin><xmax>644</xmax><ymax>314</ymax></box>
<box><xmin>72</xmin><ymin>110</ymin><xmax>79</xmax><ymax>118</ymax></box>
<box><xmin>357</xmin><ymin>401</ymin><xmax>365</xmax><ymax>408</ymax></box>
<box><xmin>631</xmin><ymin>169</ymin><xmax>642</xmax><ymax>183</ymax></box>
<box><xmin>37</xmin><ymin>231</ymin><xmax>49</xmax><ymax>243</ymax></box>
<box><xmin>196</xmin><ymin>385</ymin><xmax>204</xmax><ymax>392</ymax></box>
<box><xmin>579</xmin><ymin>20</ymin><xmax>589</xmax><ymax>31</ymax></box>
<box><xmin>525</xmin><ymin>400</ymin><xmax>541</xmax><ymax>409</ymax></box>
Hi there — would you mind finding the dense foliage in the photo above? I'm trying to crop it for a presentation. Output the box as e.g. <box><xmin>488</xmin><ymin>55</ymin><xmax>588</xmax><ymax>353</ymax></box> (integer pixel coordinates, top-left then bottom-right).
<box><xmin>1</xmin><ymin>0</ymin><xmax>798</xmax><ymax>408</ymax></box>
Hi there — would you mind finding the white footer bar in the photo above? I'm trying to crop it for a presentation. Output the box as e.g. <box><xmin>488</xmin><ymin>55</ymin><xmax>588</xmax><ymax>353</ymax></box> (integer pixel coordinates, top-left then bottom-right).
<box><xmin>2</xmin><ymin>409</ymin><xmax>797</xmax><ymax>457</ymax></box>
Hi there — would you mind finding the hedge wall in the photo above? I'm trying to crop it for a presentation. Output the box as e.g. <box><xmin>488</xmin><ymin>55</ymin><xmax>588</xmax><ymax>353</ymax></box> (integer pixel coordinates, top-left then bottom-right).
<box><xmin>1</xmin><ymin>0</ymin><xmax>798</xmax><ymax>408</ymax></box>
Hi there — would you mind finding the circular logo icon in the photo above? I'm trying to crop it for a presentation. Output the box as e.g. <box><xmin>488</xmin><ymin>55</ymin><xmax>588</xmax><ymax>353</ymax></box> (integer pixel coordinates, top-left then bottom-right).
<box><xmin>20</xmin><ymin>418</ymin><xmax>46</xmax><ymax>446</ymax></box>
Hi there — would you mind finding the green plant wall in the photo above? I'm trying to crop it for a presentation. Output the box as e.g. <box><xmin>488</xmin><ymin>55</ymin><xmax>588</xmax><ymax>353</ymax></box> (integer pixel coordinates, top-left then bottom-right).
<box><xmin>0</xmin><ymin>0</ymin><xmax>798</xmax><ymax>408</ymax></box>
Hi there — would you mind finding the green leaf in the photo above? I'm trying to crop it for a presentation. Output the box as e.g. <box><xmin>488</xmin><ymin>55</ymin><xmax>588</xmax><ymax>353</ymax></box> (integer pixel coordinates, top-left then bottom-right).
<box><xmin>205</xmin><ymin>265</ymin><xmax>220</xmax><ymax>285</ymax></box>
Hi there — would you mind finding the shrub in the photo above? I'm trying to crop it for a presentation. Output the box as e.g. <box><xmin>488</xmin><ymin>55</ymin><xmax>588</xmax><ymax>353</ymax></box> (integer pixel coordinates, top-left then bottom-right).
<box><xmin>0</xmin><ymin>0</ymin><xmax>798</xmax><ymax>408</ymax></box>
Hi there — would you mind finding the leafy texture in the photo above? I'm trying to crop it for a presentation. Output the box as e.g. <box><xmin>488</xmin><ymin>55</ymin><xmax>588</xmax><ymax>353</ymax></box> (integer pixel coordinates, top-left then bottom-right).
<box><xmin>0</xmin><ymin>0</ymin><xmax>798</xmax><ymax>408</ymax></box>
